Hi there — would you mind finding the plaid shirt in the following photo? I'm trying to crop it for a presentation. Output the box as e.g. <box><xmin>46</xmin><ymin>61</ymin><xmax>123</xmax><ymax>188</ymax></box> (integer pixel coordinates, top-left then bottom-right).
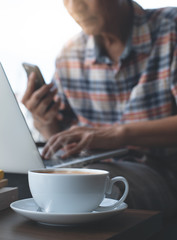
<box><xmin>54</xmin><ymin>2</ymin><xmax>177</xmax><ymax>160</ymax></box>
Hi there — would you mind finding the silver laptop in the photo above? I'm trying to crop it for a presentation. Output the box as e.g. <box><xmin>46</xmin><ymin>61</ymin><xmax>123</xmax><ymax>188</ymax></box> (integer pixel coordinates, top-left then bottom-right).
<box><xmin>0</xmin><ymin>63</ymin><xmax>128</xmax><ymax>174</ymax></box>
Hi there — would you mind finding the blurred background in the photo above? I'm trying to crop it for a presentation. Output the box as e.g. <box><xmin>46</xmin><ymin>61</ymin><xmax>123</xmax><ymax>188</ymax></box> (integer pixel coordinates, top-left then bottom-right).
<box><xmin>0</xmin><ymin>0</ymin><xmax>177</xmax><ymax>139</ymax></box>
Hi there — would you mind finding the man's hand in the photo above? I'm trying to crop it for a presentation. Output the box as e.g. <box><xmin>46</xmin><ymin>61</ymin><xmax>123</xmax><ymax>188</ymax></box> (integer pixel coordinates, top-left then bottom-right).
<box><xmin>42</xmin><ymin>125</ymin><xmax>125</xmax><ymax>159</ymax></box>
<box><xmin>42</xmin><ymin>114</ymin><xmax>177</xmax><ymax>159</ymax></box>
<box><xmin>21</xmin><ymin>72</ymin><xmax>61</xmax><ymax>139</ymax></box>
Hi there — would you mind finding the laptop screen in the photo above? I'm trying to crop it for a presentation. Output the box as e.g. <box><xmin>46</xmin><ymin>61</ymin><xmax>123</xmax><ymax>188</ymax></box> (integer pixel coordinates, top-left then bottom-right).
<box><xmin>0</xmin><ymin>63</ymin><xmax>44</xmax><ymax>173</ymax></box>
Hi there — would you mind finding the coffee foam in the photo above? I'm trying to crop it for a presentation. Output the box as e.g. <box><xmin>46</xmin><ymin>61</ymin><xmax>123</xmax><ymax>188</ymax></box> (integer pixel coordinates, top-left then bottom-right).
<box><xmin>35</xmin><ymin>170</ymin><xmax>99</xmax><ymax>175</ymax></box>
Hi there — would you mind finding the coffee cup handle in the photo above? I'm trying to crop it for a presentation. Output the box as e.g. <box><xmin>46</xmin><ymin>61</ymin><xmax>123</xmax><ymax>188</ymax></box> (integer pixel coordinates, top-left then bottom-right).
<box><xmin>95</xmin><ymin>176</ymin><xmax>129</xmax><ymax>212</ymax></box>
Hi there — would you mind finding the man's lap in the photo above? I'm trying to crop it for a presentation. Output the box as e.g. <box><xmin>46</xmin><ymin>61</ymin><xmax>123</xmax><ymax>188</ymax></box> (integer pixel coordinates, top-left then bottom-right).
<box><xmin>86</xmin><ymin>161</ymin><xmax>177</xmax><ymax>219</ymax></box>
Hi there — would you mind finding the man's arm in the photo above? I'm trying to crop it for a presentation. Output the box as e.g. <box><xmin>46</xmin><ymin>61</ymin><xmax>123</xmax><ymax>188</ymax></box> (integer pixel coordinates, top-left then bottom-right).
<box><xmin>119</xmin><ymin>115</ymin><xmax>177</xmax><ymax>147</ymax></box>
<box><xmin>42</xmin><ymin>115</ymin><xmax>177</xmax><ymax>159</ymax></box>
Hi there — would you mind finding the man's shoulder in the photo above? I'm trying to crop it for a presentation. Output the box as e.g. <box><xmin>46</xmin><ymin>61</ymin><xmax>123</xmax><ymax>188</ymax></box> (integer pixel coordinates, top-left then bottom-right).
<box><xmin>146</xmin><ymin>7</ymin><xmax>177</xmax><ymax>24</ymax></box>
<box><xmin>144</xmin><ymin>7</ymin><xmax>177</xmax><ymax>39</ymax></box>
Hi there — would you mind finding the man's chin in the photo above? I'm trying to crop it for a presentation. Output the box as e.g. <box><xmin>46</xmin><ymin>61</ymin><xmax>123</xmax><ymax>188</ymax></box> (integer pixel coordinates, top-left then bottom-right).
<box><xmin>82</xmin><ymin>26</ymin><xmax>100</xmax><ymax>36</ymax></box>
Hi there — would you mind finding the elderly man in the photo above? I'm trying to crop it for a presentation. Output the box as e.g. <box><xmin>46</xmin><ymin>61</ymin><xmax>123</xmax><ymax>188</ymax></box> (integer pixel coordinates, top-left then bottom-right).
<box><xmin>22</xmin><ymin>0</ymin><xmax>177</xmax><ymax>218</ymax></box>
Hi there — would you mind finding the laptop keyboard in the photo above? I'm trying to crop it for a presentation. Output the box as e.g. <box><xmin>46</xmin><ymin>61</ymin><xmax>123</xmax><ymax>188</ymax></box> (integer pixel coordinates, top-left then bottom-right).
<box><xmin>41</xmin><ymin>148</ymin><xmax>129</xmax><ymax>168</ymax></box>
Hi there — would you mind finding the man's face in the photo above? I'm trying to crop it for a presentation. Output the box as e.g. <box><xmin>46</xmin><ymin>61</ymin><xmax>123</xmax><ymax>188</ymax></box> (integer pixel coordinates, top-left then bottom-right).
<box><xmin>63</xmin><ymin>0</ymin><xmax>119</xmax><ymax>35</ymax></box>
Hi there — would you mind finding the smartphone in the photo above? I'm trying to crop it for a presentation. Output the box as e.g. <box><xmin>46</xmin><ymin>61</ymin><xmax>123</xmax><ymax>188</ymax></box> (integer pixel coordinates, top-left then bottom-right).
<box><xmin>22</xmin><ymin>62</ymin><xmax>45</xmax><ymax>90</ymax></box>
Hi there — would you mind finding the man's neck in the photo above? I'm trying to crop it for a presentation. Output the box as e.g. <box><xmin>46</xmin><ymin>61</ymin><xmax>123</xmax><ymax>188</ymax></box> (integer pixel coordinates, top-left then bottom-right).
<box><xmin>99</xmin><ymin>34</ymin><xmax>125</xmax><ymax>63</ymax></box>
<box><xmin>97</xmin><ymin>0</ymin><xmax>134</xmax><ymax>63</ymax></box>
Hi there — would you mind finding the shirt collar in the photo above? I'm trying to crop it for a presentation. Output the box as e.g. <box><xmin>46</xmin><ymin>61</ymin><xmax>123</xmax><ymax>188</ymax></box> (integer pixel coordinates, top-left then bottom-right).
<box><xmin>84</xmin><ymin>1</ymin><xmax>152</xmax><ymax>66</ymax></box>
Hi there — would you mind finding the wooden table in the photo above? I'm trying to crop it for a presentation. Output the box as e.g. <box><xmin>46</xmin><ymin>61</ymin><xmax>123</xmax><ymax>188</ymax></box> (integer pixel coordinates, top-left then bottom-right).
<box><xmin>0</xmin><ymin>208</ymin><xmax>162</xmax><ymax>240</ymax></box>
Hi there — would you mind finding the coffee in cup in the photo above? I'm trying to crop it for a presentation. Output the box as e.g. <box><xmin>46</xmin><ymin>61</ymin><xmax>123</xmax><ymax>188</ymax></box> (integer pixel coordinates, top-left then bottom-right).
<box><xmin>28</xmin><ymin>168</ymin><xmax>129</xmax><ymax>214</ymax></box>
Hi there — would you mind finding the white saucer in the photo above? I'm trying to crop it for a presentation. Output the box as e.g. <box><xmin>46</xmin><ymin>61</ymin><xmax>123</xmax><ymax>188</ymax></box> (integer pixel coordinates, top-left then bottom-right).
<box><xmin>10</xmin><ymin>198</ymin><xmax>128</xmax><ymax>226</ymax></box>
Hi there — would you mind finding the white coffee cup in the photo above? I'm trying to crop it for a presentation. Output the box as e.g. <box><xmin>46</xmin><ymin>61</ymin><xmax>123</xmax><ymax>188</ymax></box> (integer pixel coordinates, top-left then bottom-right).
<box><xmin>28</xmin><ymin>168</ymin><xmax>129</xmax><ymax>214</ymax></box>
